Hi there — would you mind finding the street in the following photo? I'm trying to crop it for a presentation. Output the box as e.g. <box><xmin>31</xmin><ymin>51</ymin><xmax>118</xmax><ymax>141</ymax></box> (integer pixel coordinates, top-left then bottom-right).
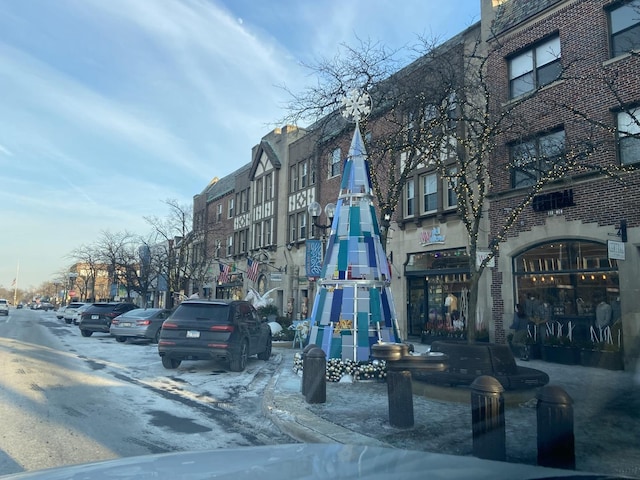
<box><xmin>0</xmin><ymin>308</ymin><xmax>292</xmax><ymax>476</ymax></box>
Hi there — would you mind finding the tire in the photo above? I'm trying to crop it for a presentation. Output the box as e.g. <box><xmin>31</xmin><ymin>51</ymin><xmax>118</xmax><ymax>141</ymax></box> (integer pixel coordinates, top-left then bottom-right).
<box><xmin>153</xmin><ymin>328</ymin><xmax>161</xmax><ymax>344</ymax></box>
<box><xmin>161</xmin><ymin>356</ymin><xmax>181</xmax><ymax>369</ymax></box>
<box><xmin>115</xmin><ymin>336</ymin><xmax>126</xmax><ymax>343</ymax></box>
<box><xmin>229</xmin><ymin>340</ymin><xmax>249</xmax><ymax>372</ymax></box>
<box><xmin>257</xmin><ymin>334</ymin><xmax>272</xmax><ymax>361</ymax></box>
<box><xmin>80</xmin><ymin>330</ymin><xmax>93</xmax><ymax>337</ymax></box>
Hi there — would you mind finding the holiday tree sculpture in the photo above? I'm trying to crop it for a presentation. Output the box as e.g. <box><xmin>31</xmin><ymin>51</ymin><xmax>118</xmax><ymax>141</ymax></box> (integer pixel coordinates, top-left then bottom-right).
<box><xmin>307</xmin><ymin>90</ymin><xmax>402</xmax><ymax>361</ymax></box>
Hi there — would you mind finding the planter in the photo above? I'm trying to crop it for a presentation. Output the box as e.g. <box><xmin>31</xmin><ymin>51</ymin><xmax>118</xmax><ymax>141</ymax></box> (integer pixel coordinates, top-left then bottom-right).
<box><xmin>579</xmin><ymin>349</ymin><xmax>624</xmax><ymax>370</ymax></box>
<box><xmin>542</xmin><ymin>345</ymin><xmax>580</xmax><ymax>365</ymax></box>
<box><xmin>528</xmin><ymin>343</ymin><xmax>542</xmax><ymax>360</ymax></box>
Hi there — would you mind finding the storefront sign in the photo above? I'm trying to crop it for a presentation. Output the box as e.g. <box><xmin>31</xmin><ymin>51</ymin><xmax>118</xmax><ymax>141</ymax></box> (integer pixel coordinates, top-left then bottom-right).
<box><xmin>476</xmin><ymin>250</ymin><xmax>495</xmax><ymax>268</ymax></box>
<box><xmin>532</xmin><ymin>189</ymin><xmax>574</xmax><ymax>212</ymax></box>
<box><xmin>419</xmin><ymin>227</ymin><xmax>446</xmax><ymax>246</ymax></box>
<box><xmin>608</xmin><ymin>240</ymin><xmax>625</xmax><ymax>261</ymax></box>
<box><xmin>270</xmin><ymin>273</ymin><xmax>283</xmax><ymax>282</ymax></box>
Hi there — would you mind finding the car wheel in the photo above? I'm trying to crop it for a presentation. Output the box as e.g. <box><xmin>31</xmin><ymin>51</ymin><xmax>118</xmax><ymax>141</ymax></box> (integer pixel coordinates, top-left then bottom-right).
<box><xmin>153</xmin><ymin>328</ymin><xmax>161</xmax><ymax>344</ymax></box>
<box><xmin>230</xmin><ymin>339</ymin><xmax>249</xmax><ymax>372</ymax></box>
<box><xmin>80</xmin><ymin>330</ymin><xmax>93</xmax><ymax>337</ymax></box>
<box><xmin>257</xmin><ymin>334</ymin><xmax>272</xmax><ymax>360</ymax></box>
<box><xmin>115</xmin><ymin>336</ymin><xmax>126</xmax><ymax>343</ymax></box>
<box><xmin>161</xmin><ymin>356</ymin><xmax>181</xmax><ymax>369</ymax></box>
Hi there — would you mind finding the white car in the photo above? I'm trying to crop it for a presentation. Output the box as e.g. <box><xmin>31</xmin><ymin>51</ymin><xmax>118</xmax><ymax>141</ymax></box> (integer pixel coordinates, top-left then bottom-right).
<box><xmin>0</xmin><ymin>299</ymin><xmax>8</xmax><ymax>316</ymax></box>
<box><xmin>63</xmin><ymin>302</ymin><xmax>88</xmax><ymax>324</ymax></box>
<box><xmin>70</xmin><ymin>303</ymin><xmax>92</xmax><ymax>325</ymax></box>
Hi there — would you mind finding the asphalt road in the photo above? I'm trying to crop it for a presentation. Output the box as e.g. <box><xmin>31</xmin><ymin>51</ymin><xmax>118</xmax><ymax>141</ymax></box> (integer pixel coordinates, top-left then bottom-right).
<box><xmin>0</xmin><ymin>308</ymin><xmax>292</xmax><ymax>476</ymax></box>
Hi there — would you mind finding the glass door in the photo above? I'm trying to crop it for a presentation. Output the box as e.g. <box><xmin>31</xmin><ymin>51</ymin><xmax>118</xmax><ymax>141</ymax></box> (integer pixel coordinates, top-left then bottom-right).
<box><xmin>407</xmin><ymin>277</ymin><xmax>427</xmax><ymax>336</ymax></box>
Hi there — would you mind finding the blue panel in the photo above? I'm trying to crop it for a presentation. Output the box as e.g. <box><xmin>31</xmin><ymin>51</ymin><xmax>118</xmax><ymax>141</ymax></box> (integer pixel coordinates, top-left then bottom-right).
<box><xmin>330</xmin><ymin>288</ymin><xmax>343</xmax><ymax>323</ymax></box>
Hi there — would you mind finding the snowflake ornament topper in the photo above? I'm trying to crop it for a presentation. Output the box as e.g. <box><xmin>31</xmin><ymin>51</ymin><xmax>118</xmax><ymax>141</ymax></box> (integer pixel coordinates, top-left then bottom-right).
<box><xmin>340</xmin><ymin>89</ymin><xmax>371</xmax><ymax>122</ymax></box>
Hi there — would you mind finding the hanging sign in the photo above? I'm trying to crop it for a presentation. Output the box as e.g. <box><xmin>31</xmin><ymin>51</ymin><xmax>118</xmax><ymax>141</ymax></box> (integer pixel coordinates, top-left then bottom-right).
<box><xmin>607</xmin><ymin>240</ymin><xmax>625</xmax><ymax>261</ymax></box>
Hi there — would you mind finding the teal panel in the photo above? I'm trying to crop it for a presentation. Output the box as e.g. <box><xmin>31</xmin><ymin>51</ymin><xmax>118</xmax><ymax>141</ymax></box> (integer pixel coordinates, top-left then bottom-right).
<box><xmin>370</xmin><ymin>205</ymin><xmax>381</xmax><ymax>235</ymax></box>
<box><xmin>341</xmin><ymin>162</ymin><xmax>352</xmax><ymax>190</ymax></box>
<box><xmin>317</xmin><ymin>288</ymin><xmax>329</xmax><ymax>325</ymax></box>
<box><xmin>338</xmin><ymin>239</ymin><xmax>348</xmax><ymax>271</ymax></box>
<box><xmin>370</xmin><ymin>288</ymin><xmax>382</xmax><ymax>323</ymax></box>
<box><xmin>349</xmin><ymin>206</ymin><xmax>362</xmax><ymax>235</ymax></box>
<box><xmin>330</xmin><ymin>337</ymin><xmax>342</xmax><ymax>358</ymax></box>
<box><xmin>357</xmin><ymin>312</ymin><xmax>369</xmax><ymax>346</ymax></box>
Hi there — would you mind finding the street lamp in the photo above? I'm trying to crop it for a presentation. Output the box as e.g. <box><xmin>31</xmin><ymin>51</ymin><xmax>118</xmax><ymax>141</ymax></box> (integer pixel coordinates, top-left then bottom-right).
<box><xmin>308</xmin><ymin>201</ymin><xmax>336</xmax><ymax>237</ymax></box>
<box><xmin>68</xmin><ymin>272</ymin><xmax>78</xmax><ymax>303</ymax></box>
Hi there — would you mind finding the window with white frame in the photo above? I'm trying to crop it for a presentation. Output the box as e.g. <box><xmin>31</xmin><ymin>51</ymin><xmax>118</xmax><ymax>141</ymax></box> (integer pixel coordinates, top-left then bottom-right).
<box><xmin>445</xmin><ymin>166</ymin><xmax>458</xmax><ymax>209</ymax></box>
<box><xmin>609</xmin><ymin>0</ymin><xmax>640</xmax><ymax>57</ymax></box>
<box><xmin>406</xmin><ymin>178</ymin><xmax>415</xmax><ymax>217</ymax></box>
<box><xmin>511</xmin><ymin>129</ymin><xmax>566</xmax><ymax>188</ymax></box>
<box><xmin>228</xmin><ymin>198</ymin><xmax>234</xmax><ymax>218</ymax></box>
<box><xmin>264</xmin><ymin>218</ymin><xmax>272</xmax><ymax>245</ymax></box>
<box><xmin>618</xmin><ymin>107</ymin><xmax>640</xmax><ymax>165</ymax></box>
<box><xmin>255</xmin><ymin>222</ymin><xmax>263</xmax><ymax>248</ymax></box>
<box><xmin>266</xmin><ymin>173</ymin><xmax>273</xmax><ymax>199</ymax></box>
<box><xmin>509</xmin><ymin>35</ymin><xmax>561</xmax><ymax>99</ymax></box>
<box><xmin>289</xmin><ymin>214</ymin><xmax>296</xmax><ymax>243</ymax></box>
<box><xmin>255</xmin><ymin>178</ymin><xmax>263</xmax><ymax>204</ymax></box>
<box><xmin>216</xmin><ymin>204</ymin><xmax>222</xmax><ymax>222</ymax></box>
<box><xmin>240</xmin><ymin>229</ymin><xmax>248</xmax><ymax>252</ymax></box>
<box><xmin>300</xmin><ymin>162</ymin><xmax>308</xmax><ymax>188</ymax></box>
<box><xmin>297</xmin><ymin>212</ymin><xmax>307</xmax><ymax>239</ymax></box>
<box><xmin>226</xmin><ymin>235</ymin><xmax>233</xmax><ymax>256</ymax></box>
<box><xmin>241</xmin><ymin>190</ymin><xmax>248</xmax><ymax>213</ymax></box>
<box><xmin>329</xmin><ymin>148</ymin><xmax>341</xmax><ymax>177</ymax></box>
<box><xmin>422</xmin><ymin>173</ymin><xmax>438</xmax><ymax>213</ymax></box>
<box><xmin>290</xmin><ymin>165</ymin><xmax>298</xmax><ymax>192</ymax></box>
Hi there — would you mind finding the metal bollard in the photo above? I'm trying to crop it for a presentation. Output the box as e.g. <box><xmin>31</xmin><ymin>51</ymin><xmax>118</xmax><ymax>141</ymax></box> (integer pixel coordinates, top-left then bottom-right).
<box><xmin>536</xmin><ymin>385</ymin><xmax>575</xmax><ymax>470</ymax></box>
<box><xmin>301</xmin><ymin>343</ymin><xmax>319</xmax><ymax>395</ymax></box>
<box><xmin>304</xmin><ymin>347</ymin><xmax>326</xmax><ymax>404</ymax></box>
<box><xmin>386</xmin><ymin>369</ymin><xmax>414</xmax><ymax>428</ymax></box>
<box><xmin>470</xmin><ymin>375</ymin><xmax>506</xmax><ymax>461</ymax></box>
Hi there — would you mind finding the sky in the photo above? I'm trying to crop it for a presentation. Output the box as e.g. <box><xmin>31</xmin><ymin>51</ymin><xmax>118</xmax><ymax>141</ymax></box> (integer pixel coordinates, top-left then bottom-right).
<box><xmin>0</xmin><ymin>0</ymin><xmax>480</xmax><ymax>290</ymax></box>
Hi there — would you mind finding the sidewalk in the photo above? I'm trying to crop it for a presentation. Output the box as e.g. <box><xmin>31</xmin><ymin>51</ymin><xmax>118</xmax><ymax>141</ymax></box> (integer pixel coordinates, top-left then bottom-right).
<box><xmin>263</xmin><ymin>344</ymin><xmax>640</xmax><ymax>479</ymax></box>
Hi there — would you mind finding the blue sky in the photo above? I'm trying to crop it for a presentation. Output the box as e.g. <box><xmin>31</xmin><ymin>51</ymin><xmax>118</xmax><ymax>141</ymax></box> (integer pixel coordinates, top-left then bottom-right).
<box><xmin>0</xmin><ymin>0</ymin><xmax>480</xmax><ymax>290</ymax></box>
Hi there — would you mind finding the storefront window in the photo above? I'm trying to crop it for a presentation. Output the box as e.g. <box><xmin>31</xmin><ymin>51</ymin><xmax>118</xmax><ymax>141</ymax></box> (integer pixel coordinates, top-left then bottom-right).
<box><xmin>513</xmin><ymin>241</ymin><xmax>620</xmax><ymax>342</ymax></box>
<box><xmin>406</xmin><ymin>248</ymin><xmax>470</xmax><ymax>336</ymax></box>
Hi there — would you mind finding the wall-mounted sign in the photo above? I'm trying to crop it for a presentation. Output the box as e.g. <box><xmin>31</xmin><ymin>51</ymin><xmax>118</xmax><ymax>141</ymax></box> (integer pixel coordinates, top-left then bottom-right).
<box><xmin>608</xmin><ymin>240</ymin><xmax>625</xmax><ymax>261</ymax></box>
<box><xmin>419</xmin><ymin>226</ymin><xmax>446</xmax><ymax>246</ymax></box>
<box><xmin>270</xmin><ymin>273</ymin><xmax>283</xmax><ymax>282</ymax></box>
<box><xmin>532</xmin><ymin>189</ymin><xmax>574</xmax><ymax>212</ymax></box>
<box><xmin>476</xmin><ymin>250</ymin><xmax>496</xmax><ymax>268</ymax></box>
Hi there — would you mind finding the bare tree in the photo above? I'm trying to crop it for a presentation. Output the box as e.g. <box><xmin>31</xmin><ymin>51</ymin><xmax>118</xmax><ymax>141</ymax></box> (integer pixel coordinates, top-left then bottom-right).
<box><xmin>144</xmin><ymin>199</ymin><xmax>195</xmax><ymax>308</ymax></box>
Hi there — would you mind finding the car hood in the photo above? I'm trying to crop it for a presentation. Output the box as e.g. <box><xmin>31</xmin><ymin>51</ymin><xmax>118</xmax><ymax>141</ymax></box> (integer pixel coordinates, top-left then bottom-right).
<box><xmin>0</xmin><ymin>443</ymin><xmax>609</xmax><ymax>480</ymax></box>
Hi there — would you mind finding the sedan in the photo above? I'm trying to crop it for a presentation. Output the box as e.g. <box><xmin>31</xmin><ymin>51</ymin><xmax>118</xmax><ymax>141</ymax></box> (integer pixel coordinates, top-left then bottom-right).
<box><xmin>110</xmin><ymin>308</ymin><xmax>172</xmax><ymax>343</ymax></box>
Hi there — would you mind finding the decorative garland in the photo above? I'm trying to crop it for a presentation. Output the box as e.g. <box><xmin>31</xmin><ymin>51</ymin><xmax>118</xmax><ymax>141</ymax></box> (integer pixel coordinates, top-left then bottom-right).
<box><xmin>293</xmin><ymin>352</ymin><xmax>387</xmax><ymax>382</ymax></box>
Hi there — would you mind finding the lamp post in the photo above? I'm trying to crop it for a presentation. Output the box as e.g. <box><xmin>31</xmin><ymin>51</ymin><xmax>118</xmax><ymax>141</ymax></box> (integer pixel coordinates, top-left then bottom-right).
<box><xmin>68</xmin><ymin>272</ymin><xmax>78</xmax><ymax>304</ymax></box>
<box><xmin>308</xmin><ymin>201</ymin><xmax>336</xmax><ymax>248</ymax></box>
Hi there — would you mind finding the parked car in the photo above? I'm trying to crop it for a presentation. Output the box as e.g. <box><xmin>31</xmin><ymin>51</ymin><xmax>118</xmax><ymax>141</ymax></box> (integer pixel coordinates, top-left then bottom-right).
<box><xmin>0</xmin><ymin>299</ymin><xmax>9</xmax><ymax>316</ymax></box>
<box><xmin>63</xmin><ymin>302</ymin><xmax>88</xmax><ymax>324</ymax></box>
<box><xmin>70</xmin><ymin>303</ymin><xmax>92</xmax><ymax>325</ymax></box>
<box><xmin>56</xmin><ymin>305</ymin><xmax>66</xmax><ymax>318</ymax></box>
<box><xmin>158</xmin><ymin>300</ymin><xmax>272</xmax><ymax>371</ymax></box>
<box><xmin>110</xmin><ymin>308</ymin><xmax>172</xmax><ymax>343</ymax></box>
<box><xmin>16</xmin><ymin>303</ymin><xmax>23</xmax><ymax>309</ymax></box>
<box><xmin>39</xmin><ymin>302</ymin><xmax>55</xmax><ymax>311</ymax></box>
<box><xmin>78</xmin><ymin>302</ymin><xmax>138</xmax><ymax>337</ymax></box>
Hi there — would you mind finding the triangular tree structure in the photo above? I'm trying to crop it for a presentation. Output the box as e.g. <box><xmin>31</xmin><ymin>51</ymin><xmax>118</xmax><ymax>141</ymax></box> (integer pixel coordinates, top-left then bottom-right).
<box><xmin>308</xmin><ymin>122</ymin><xmax>402</xmax><ymax>361</ymax></box>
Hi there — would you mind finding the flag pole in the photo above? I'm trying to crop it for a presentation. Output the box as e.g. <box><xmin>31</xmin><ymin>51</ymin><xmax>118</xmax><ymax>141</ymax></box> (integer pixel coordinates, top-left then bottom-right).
<box><xmin>13</xmin><ymin>262</ymin><xmax>19</xmax><ymax>306</ymax></box>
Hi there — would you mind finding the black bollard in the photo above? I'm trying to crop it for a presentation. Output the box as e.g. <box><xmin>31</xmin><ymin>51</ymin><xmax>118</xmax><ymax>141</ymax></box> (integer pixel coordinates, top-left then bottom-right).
<box><xmin>304</xmin><ymin>347</ymin><xmax>326</xmax><ymax>404</ymax></box>
<box><xmin>536</xmin><ymin>385</ymin><xmax>575</xmax><ymax>470</ymax></box>
<box><xmin>386</xmin><ymin>369</ymin><xmax>414</xmax><ymax>428</ymax></box>
<box><xmin>301</xmin><ymin>343</ymin><xmax>319</xmax><ymax>395</ymax></box>
<box><xmin>470</xmin><ymin>375</ymin><xmax>506</xmax><ymax>461</ymax></box>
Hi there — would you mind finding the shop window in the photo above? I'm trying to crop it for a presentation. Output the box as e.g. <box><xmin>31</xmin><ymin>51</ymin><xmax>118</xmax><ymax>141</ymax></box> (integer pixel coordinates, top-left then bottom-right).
<box><xmin>513</xmin><ymin>241</ymin><xmax>620</xmax><ymax>342</ymax></box>
<box><xmin>609</xmin><ymin>0</ymin><xmax>640</xmax><ymax>58</ymax></box>
<box><xmin>445</xmin><ymin>166</ymin><xmax>458</xmax><ymax>209</ymax></box>
<box><xmin>618</xmin><ymin>107</ymin><xmax>640</xmax><ymax>165</ymax></box>
<box><xmin>511</xmin><ymin>129</ymin><xmax>565</xmax><ymax>188</ymax></box>
<box><xmin>508</xmin><ymin>35</ymin><xmax>561</xmax><ymax>98</ymax></box>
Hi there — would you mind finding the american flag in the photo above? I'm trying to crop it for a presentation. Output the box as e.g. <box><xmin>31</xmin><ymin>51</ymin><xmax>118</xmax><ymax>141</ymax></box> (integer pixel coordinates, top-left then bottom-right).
<box><xmin>218</xmin><ymin>263</ymin><xmax>231</xmax><ymax>283</ymax></box>
<box><xmin>247</xmin><ymin>258</ymin><xmax>260</xmax><ymax>282</ymax></box>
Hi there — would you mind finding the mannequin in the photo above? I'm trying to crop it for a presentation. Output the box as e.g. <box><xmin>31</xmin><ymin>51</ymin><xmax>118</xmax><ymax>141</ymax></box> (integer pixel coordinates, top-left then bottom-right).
<box><xmin>445</xmin><ymin>292</ymin><xmax>458</xmax><ymax>326</ymax></box>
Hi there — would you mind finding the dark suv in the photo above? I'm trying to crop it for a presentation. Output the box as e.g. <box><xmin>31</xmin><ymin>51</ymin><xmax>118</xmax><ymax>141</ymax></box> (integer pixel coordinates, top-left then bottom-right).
<box><xmin>158</xmin><ymin>300</ymin><xmax>272</xmax><ymax>372</ymax></box>
<box><xmin>79</xmin><ymin>302</ymin><xmax>138</xmax><ymax>337</ymax></box>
